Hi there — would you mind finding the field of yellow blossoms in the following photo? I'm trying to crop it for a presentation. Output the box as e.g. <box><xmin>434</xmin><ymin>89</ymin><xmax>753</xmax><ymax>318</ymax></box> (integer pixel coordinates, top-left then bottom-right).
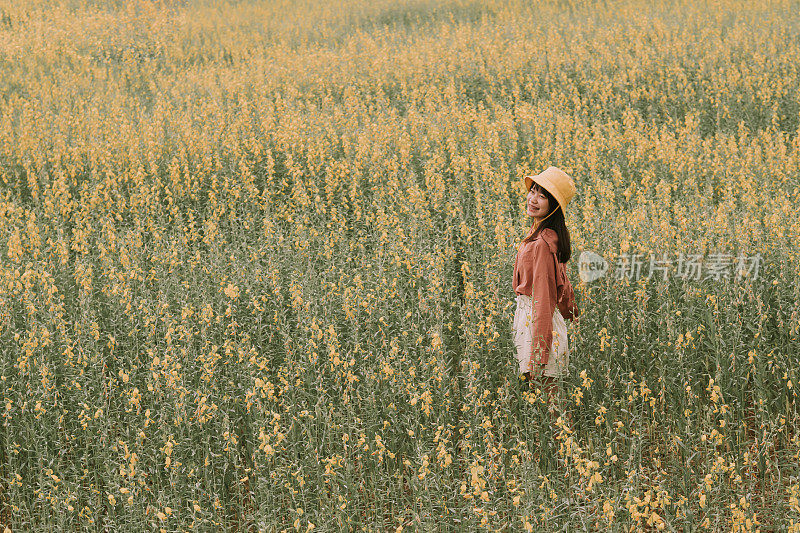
<box><xmin>1</xmin><ymin>0</ymin><xmax>799</xmax><ymax>530</ymax></box>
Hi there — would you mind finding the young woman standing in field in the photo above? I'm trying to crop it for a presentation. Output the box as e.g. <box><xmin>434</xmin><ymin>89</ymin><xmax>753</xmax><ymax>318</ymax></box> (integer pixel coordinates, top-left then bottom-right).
<box><xmin>512</xmin><ymin>166</ymin><xmax>579</xmax><ymax>397</ymax></box>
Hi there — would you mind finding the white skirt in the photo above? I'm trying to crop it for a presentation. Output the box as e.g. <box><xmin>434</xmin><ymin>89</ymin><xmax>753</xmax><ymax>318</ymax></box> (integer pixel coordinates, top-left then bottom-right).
<box><xmin>511</xmin><ymin>294</ymin><xmax>569</xmax><ymax>377</ymax></box>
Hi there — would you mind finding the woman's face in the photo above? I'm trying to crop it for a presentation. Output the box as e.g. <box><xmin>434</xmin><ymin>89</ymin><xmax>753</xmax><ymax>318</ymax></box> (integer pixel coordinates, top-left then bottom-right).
<box><xmin>526</xmin><ymin>184</ymin><xmax>550</xmax><ymax>219</ymax></box>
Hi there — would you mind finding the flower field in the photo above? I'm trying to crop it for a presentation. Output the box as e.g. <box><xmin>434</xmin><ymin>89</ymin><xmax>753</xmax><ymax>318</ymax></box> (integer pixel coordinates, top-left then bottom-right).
<box><xmin>1</xmin><ymin>0</ymin><xmax>799</xmax><ymax>530</ymax></box>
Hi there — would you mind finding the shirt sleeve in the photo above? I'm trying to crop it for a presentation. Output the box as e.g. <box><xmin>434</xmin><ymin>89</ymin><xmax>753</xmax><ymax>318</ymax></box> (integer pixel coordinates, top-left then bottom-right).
<box><xmin>530</xmin><ymin>238</ymin><xmax>558</xmax><ymax>366</ymax></box>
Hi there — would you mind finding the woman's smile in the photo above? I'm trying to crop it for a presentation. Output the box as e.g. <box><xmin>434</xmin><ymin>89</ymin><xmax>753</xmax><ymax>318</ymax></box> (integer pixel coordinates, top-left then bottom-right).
<box><xmin>526</xmin><ymin>188</ymin><xmax>550</xmax><ymax>218</ymax></box>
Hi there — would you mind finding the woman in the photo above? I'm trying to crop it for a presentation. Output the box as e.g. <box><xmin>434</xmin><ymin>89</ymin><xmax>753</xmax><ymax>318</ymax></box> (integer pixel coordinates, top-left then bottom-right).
<box><xmin>512</xmin><ymin>166</ymin><xmax>579</xmax><ymax>395</ymax></box>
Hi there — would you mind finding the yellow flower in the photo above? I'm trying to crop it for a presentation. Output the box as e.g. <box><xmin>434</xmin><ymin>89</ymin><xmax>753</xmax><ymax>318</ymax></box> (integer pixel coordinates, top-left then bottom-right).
<box><xmin>223</xmin><ymin>283</ymin><xmax>240</xmax><ymax>299</ymax></box>
<box><xmin>7</xmin><ymin>229</ymin><xmax>22</xmax><ymax>263</ymax></box>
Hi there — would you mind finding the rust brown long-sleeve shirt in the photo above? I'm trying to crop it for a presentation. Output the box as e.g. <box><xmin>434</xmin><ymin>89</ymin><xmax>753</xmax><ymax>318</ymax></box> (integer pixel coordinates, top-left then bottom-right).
<box><xmin>512</xmin><ymin>228</ymin><xmax>579</xmax><ymax>365</ymax></box>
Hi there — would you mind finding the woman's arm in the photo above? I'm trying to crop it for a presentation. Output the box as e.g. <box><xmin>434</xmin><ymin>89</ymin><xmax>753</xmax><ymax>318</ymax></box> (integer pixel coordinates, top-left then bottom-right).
<box><xmin>557</xmin><ymin>275</ymin><xmax>579</xmax><ymax>320</ymax></box>
<box><xmin>530</xmin><ymin>238</ymin><xmax>558</xmax><ymax>368</ymax></box>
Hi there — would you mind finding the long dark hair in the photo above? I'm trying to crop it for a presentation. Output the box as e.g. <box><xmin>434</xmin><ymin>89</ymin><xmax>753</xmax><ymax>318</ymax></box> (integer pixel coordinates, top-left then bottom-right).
<box><xmin>522</xmin><ymin>182</ymin><xmax>572</xmax><ymax>263</ymax></box>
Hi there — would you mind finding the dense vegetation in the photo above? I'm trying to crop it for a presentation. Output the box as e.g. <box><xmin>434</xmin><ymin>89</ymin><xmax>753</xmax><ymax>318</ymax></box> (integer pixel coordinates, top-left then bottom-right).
<box><xmin>0</xmin><ymin>0</ymin><xmax>799</xmax><ymax>530</ymax></box>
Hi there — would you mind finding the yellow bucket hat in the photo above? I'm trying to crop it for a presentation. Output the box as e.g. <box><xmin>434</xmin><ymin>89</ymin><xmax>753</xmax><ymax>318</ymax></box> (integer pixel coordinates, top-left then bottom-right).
<box><xmin>523</xmin><ymin>166</ymin><xmax>576</xmax><ymax>214</ymax></box>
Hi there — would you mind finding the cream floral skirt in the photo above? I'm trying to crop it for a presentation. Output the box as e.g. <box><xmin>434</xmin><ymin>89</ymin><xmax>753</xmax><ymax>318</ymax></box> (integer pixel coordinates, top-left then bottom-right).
<box><xmin>511</xmin><ymin>294</ymin><xmax>569</xmax><ymax>377</ymax></box>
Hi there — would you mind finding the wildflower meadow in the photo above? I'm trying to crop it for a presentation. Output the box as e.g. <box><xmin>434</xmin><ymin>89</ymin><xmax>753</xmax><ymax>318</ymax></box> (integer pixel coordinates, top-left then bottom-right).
<box><xmin>1</xmin><ymin>0</ymin><xmax>799</xmax><ymax>530</ymax></box>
